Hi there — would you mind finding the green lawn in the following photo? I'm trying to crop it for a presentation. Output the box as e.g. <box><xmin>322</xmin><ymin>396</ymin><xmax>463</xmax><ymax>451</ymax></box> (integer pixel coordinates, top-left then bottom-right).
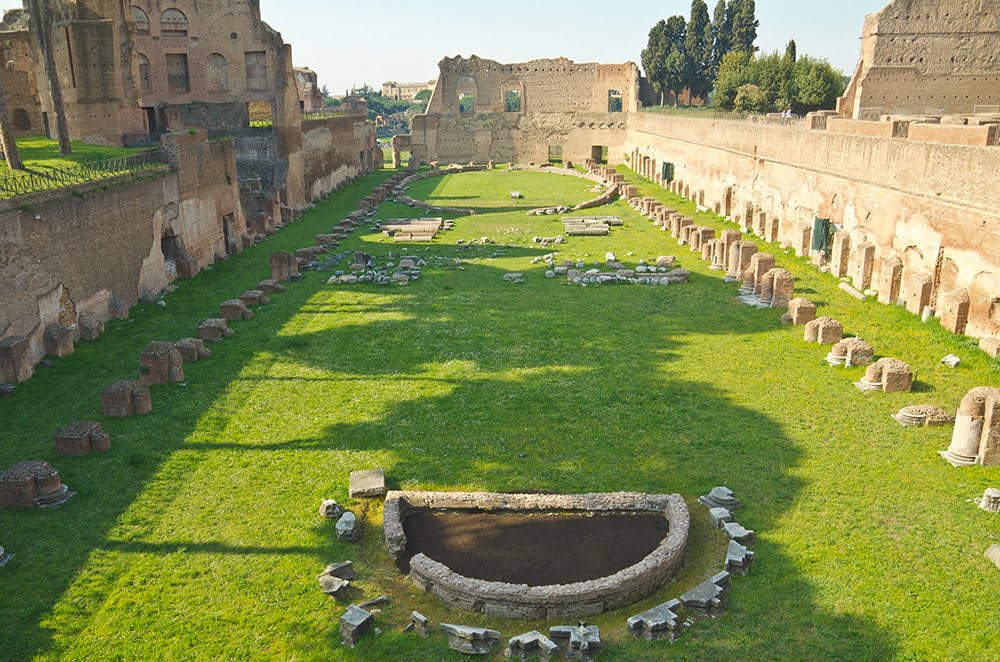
<box><xmin>0</xmin><ymin>137</ymin><xmax>148</xmax><ymax>175</ymax></box>
<box><xmin>0</xmin><ymin>165</ymin><xmax>997</xmax><ymax>661</ymax></box>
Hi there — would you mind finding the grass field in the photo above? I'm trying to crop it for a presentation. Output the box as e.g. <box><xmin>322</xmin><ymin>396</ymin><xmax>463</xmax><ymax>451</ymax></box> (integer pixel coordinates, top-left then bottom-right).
<box><xmin>0</xmin><ymin>165</ymin><xmax>997</xmax><ymax>661</ymax></box>
<box><xmin>0</xmin><ymin>137</ymin><xmax>148</xmax><ymax>175</ymax></box>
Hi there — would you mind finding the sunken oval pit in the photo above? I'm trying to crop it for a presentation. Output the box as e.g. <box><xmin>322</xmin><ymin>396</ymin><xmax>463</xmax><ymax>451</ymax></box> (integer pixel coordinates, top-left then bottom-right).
<box><xmin>383</xmin><ymin>491</ymin><xmax>690</xmax><ymax>619</ymax></box>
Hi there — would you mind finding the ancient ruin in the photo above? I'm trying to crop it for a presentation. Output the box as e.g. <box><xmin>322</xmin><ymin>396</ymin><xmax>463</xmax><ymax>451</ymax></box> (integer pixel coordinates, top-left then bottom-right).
<box><xmin>0</xmin><ymin>461</ymin><xmax>73</xmax><ymax>508</ymax></box>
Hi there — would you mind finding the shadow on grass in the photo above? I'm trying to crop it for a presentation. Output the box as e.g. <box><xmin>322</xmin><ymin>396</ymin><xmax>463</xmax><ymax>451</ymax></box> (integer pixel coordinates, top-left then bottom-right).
<box><xmin>262</xmin><ymin>257</ymin><xmax>900</xmax><ymax>660</ymax></box>
<box><xmin>0</xmin><ymin>170</ymin><xmax>899</xmax><ymax>661</ymax></box>
<box><xmin>0</xmin><ymin>171</ymin><xmax>395</xmax><ymax>660</ymax></box>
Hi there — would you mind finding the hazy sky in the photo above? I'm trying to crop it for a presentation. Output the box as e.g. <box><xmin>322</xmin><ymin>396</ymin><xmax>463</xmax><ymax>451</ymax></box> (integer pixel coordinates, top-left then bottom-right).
<box><xmin>0</xmin><ymin>0</ymin><xmax>888</xmax><ymax>92</ymax></box>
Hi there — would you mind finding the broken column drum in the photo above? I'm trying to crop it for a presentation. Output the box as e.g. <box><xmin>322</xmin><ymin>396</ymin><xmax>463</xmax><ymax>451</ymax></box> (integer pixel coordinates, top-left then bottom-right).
<box><xmin>0</xmin><ymin>461</ymin><xmax>74</xmax><ymax>508</ymax></box>
<box><xmin>940</xmin><ymin>387</ymin><xmax>1000</xmax><ymax>467</ymax></box>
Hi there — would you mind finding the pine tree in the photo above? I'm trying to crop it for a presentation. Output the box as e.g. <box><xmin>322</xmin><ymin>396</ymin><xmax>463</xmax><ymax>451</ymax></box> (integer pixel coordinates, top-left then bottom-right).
<box><xmin>731</xmin><ymin>0</ymin><xmax>759</xmax><ymax>53</ymax></box>
<box><xmin>684</xmin><ymin>1</ymin><xmax>712</xmax><ymax>103</ymax></box>
<box><xmin>785</xmin><ymin>39</ymin><xmax>798</xmax><ymax>63</ymax></box>
<box><xmin>641</xmin><ymin>20</ymin><xmax>670</xmax><ymax>105</ymax></box>
<box><xmin>662</xmin><ymin>15</ymin><xmax>688</xmax><ymax>104</ymax></box>
<box><xmin>710</xmin><ymin>0</ymin><xmax>733</xmax><ymax>79</ymax></box>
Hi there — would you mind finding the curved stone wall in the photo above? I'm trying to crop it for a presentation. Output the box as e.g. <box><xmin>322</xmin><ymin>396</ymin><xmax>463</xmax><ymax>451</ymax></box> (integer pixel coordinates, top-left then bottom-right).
<box><xmin>383</xmin><ymin>491</ymin><xmax>690</xmax><ymax>619</ymax></box>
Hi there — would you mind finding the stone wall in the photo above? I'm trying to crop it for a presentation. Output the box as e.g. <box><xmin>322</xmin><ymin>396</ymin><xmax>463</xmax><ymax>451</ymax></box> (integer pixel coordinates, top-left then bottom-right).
<box><xmin>0</xmin><ymin>130</ymin><xmax>244</xmax><ymax>381</ymax></box>
<box><xmin>383</xmin><ymin>491</ymin><xmax>690</xmax><ymax>620</ymax></box>
<box><xmin>839</xmin><ymin>0</ymin><xmax>1000</xmax><ymax>118</ymax></box>
<box><xmin>301</xmin><ymin>115</ymin><xmax>378</xmax><ymax>202</ymax></box>
<box><xmin>624</xmin><ymin>112</ymin><xmax>1000</xmax><ymax>341</ymax></box>
<box><xmin>404</xmin><ymin>55</ymin><xmax>638</xmax><ymax>164</ymax></box>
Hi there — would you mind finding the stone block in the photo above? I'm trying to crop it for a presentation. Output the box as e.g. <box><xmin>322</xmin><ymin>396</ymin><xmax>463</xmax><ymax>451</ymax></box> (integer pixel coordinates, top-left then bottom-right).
<box><xmin>198</xmin><ymin>319</ymin><xmax>233</xmax><ymax>343</ymax></box>
<box><xmin>722</xmin><ymin>521</ymin><xmax>756</xmax><ymax>545</ymax></box>
<box><xmin>876</xmin><ymin>256</ymin><xmax>903</xmax><ymax>304</ymax></box>
<box><xmin>726</xmin><ymin>540</ymin><xmax>755</xmax><ymax>573</ymax></box>
<box><xmin>322</xmin><ymin>561</ymin><xmax>358</xmax><ymax>580</ymax></box>
<box><xmin>627</xmin><ymin>600</ymin><xmax>682</xmax><ymax>641</ymax></box>
<box><xmin>220</xmin><ymin>300</ymin><xmax>253</xmax><ymax>322</ymax></box>
<box><xmin>270</xmin><ymin>251</ymin><xmax>300</xmax><ymax>281</ymax></box>
<box><xmin>336</xmin><ymin>511</ymin><xmax>359</xmax><ymax>542</ymax></box>
<box><xmin>239</xmin><ymin>290</ymin><xmax>271</xmax><ymax>307</ymax></box>
<box><xmin>409</xmin><ymin>611</ymin><xmax>430</xmax><ymax>637</ymax></box>
<box><xmin>699</xmin><ymin>486</ymin><xmax>743</xmax><ymax>510</ymax></box>
<box><xmin>319</xmin><ymin>499</ymin><xmax>344</xmax><ymax>519</ymax></box>
<box><xmin>940</xmin><ymin>290</ymin><xmax>971</xmax><ymax>335</ymax></box>
<box><xmin>830</xmin><ymin>232</ymin><xmax>851</xmax><ymax>277</ymax></box>
<box><xmin>787</xmin><ymin>298</ymin><xmax>817</xmax><ymax>325</ymax></box>
<box><xmin>0</xmin><ymin>336</ymin><xmax>34</xmax><ymax>383</ymax></box>
<box><xmin>42</xmin><ymin>324</ymin><xmax>76</xmax><ymax>356</ymax></box>
<box><xmin>349</xmin><ymin>469</ymin><xmax>386</xmax><ymax>498</ymax></box>
<box><xmin>174</xmin><ymin>338</ymin><xmax>212</xmax><ymax>363</ymax></box>
<box><xmin>975</xmin><ymin>488</ymin><xmax>1000</xmax><ymax>513</ymax></box>
<box><xmin>77</xmin><ymin>313</ymin><xmax>105</xmax><ymax>341</ymax></box>
<box><xmin>339</xmin><ymin>605</ymin><xmax>374</xmax><ymax>647</ymax></box>
<box><xmin>257</xmin><ymin>280</ymin><xmax>286</xmax><ymax>295</ymax></box>
<box><xmin>804</xmin><ymin>317</ymin><xmax>844</xmax><ymax>344</ymax></box>
<box><xmin>101</xmin><ymin>380</ymin><xmax>152</xmax><ymax>418</ymax></box>
<box><xmin>139</xmin><ymin>341</ymin><xmax>185</xmax><ymax>385</ymax></box>
<box><xmin>986</xmin><ymin>545</ymin><xmax>1000</xmax><ymax>570</ymax></box>
<box><xmin>507</xmin><ymin>631</ymin><xmax>559</xmax><ymax>660</ymax></box>
<box><xmin>980</xmin><ymin>338</ymin><xmax>1000</xmax><ymax>358</ymax></box>
<box><xmin>550</xmin><ymin>623</ymin><xmax>601</xmax><ymax>661</ymax></box>
<box><xmin>318</xmin><ymin>574</ymin><xmax>351</xmax><ymax>599</ymax></box>
<box><xmin>680</xmin><ymin>571</ymin><xmax>730</xmax><ymax>616</ymax></box>
<box><xmin>55</xmin><ymin>421</ymin><xmax>111</xmax><ymax>457</ymax></box>
<box><xmin>904</xmin><ymin>272</ymin><xmax>933</xmax><ymax>316</ymax></box>
<box><xmin>858</xmin><ymin>358</ymin><xmax>913</xmax><ymax>394</ymax></box>
<box><xmin>0</xmin><ymin>461</ymin><xmax>72</xmax><ymax>509</ymax></box>
<box><xmin>442</xmin><ymin>623</ymin><xmax>501</xmax><ymax>655</ymax></box>
<box><xmin>828</xmin><ymin>338</ymin><xmax>875</xmax><ymax>367</ymax></box>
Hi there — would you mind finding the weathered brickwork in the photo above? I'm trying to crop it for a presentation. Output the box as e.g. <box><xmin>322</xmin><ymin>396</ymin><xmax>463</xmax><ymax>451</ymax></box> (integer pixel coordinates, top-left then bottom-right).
<box><xmin>404</xmin><ymin>56</ymin><xmax>638</xmax><ymax>165</ymax></box>
<box><xmin>625</xmin><ymin>112</ymin><xmax>1000</xmax><ymax>342</ymax></box>
<box><xmin>0</xmin><ymin>130</ymin><xmax>243</xmax><ymax>382</ymax></box>
<box><xmin>839</xmin><ymin>0</ymin><xmax>1000</xmax><ymax>118</ymax></box>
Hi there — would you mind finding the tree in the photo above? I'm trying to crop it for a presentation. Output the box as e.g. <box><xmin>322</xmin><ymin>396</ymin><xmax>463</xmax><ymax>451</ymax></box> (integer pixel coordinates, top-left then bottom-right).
<box><xmin>785</xmin><ymin>39</ymin><xmax>797</xmax><ymax>63</ymax></box>
<box><xmin>733</xmin><ymin>84</ymin><xmax>767</xmax><ymax>113</ymax></box>
<box><xmin>793</xmin><ymin>56</ymin><xmax>845</xmax><ymax>112</ymax></box>
<box><xmin>0</xmin><ymin>82</ymin><xmax>24</xmax><ymax>170</ymax></box>
<box><xmin>684</xmin><ymin>1</ymin><xmax>713</xmax><ymax>103</ymax></box>
<box><xmin>710</xmin><ymin>0</ymin><xmax>733</xmax><ymax>80</ymax></box>
<box><xmin>731</xmin><ymin>0</ymin><xmax>759</xmax><ymax>53</ymax></box>
<box><xmin>712</xmin><ymin>50</ymin><xmax>753</xmax><ymax>110</ymax></box>
<box><xmin>641</xmin><ymin>20</ymin><xmax>669</xmax><ymax>105</ymax></box>
<box><xmin>27</xmin><ymin>0</ymin><xmax>71</xmax><ymax>154</ymax></box>
<box><xmin>662</xmin><ymin>15</ymin><xmax>688</xmax><ymax>104</ymax></box>
<box><xmin>414</xmin><ymin>89</ymin><xmax>433</xmax><ymax>102</ymax></box>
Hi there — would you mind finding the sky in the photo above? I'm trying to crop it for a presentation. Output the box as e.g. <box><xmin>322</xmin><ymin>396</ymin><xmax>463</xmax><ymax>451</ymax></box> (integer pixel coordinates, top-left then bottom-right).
<box><xmin>0</xmin><ymin>0</ymin><xmax>888</xmax><ymax>93</ymax></box>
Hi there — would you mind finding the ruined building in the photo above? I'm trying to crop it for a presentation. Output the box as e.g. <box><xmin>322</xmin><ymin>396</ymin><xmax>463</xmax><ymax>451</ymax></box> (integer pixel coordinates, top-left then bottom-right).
<box><xmin>397</xmin><ymin>26</ymin><xmax>1000</xmax><ymax>344</ymax></box>
<box><xmin>0</xmin><ymin>9</ymin><xmax>43</xmax><ymax>138</ymax></box>
<box><xmin>838</xmin><ymin>0</ymin><xmax>1000</xmax><ymax>118</ymax></box>
<box><xmin>394</xmin><ymin>56</ymin><xmax>638</xmax><ymax>166</ymax></box>
<box><xmin>294</xmin><ymin>67</ymin><xmax>324</xmax><ymax>111</ymax></box>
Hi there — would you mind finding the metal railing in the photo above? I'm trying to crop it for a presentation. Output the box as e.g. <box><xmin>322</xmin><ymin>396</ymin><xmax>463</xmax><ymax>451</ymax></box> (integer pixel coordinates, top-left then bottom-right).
<box><xmin>0</xmin><ymin>149</ymin><xmax>169</xmax><ymax>199</ymax></box>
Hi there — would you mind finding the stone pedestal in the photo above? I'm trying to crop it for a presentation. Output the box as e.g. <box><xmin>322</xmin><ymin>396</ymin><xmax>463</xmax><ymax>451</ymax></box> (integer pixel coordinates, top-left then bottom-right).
<box><xmin>0</xmin><ymin>461</ymin><xmax>73</xmax><ymax>508</ymax></box>
<box><xmin>349</xmin><ymin>469</ymin><xmax>387</xmax><ymax>498</ymax></box>
<box><xmin>174</xmin><ymin>339</ymin><xmax>212</xmax><ymax>363</ymax></box>
<box><xmin>198</xmin><ymin>319</ymin><xmax>234</xmax><ymax>342</ymax></box>
<box><xmin>239</xmin><ymin>291</ymin><xmax>271</xmax><ymax>307</ymax></box>
<box><xmin>77</xmin><ymin>313</ymin><xmax>105</xmax><ymax>341</ymax></box>
<box><xmin>804</xmin><ymin>317</ymin><xmax>844</xmax><ymax>344</ymax></box>
<box><xmin>785</xmin><ymin>298</ymin><xmax>817</xmax><ymax>326</ymax></box>
<box><xmin>727</xmin><ymin>241</ymin><xmax>757</xmax><ymax>281</ymax></box>
<box><xmin>941</xmin><ymin>387</ymin><xmax>1000</xmax><ymax>467</ymax></box>
<box><xmin>627</xmin><ymin>600</ymin><xmax>683</xmax><ymax>641</ymax></box>
<box><xmin>43</xmin><ymin>325</ymin><xmax>75</xmax><ymax>358</ymax></box>
<box><xmin>55</xmin><ymin>421</ymin><xmax>111</xmax><ymax>457</ymax></box>
<box><xmin>101</xmin><ymin>380</ymin><xmax>152</xmax><ymax>418</ymax></box>
<box><xmin>257</xmin><ymin>280</ymin><xmax>286</xmax><ymax>295</ymax></box>
<box><xmin>940</xmin><ymin>289</ymin><xmax>970</xmax><ymax>335</ymax></box>
<box><xmin>0</xmin><ymin>336</ymin><xmax>34</xmax><ymax>383</ymax></box>
<box><xmin>220</xmin><ymin>300</ymin><xmax>253</xmax><ymax>321</ymax></box>
<box><xmin>140</xmin><ymin>341</ymin><xmax>185</xmax><ymax>385</ymax></box>
<box><xmin>507</xmin><ymin>631</ymin><xmax>559</xmax><ymax>660</ymax></box>
<box><xmin>827</xmin><ymin>338</ymin><xmax>875</xmax><ymax>367</ymax></box>
<box><xmin>270</xmin><ymin>251</ymin><xmax>300</xmax><ymax>281</ymax></box>
<box><xmin>550</xmin><ymin>623</ymin><xmax>601</xmax><ymax>661</ymax></box>
<box><xmin>442</xmin><ymin>624</ymin><xmax>501</xmax><ymax>655</ymax></box>
<box><xmin>339</xmin><ymin>605</ymin><xmax>374</xmax><ymax>646</ymax></box>
<box><xmin>975</xmin><ymin>488</ymin><xmax>1000</xmax><ymax>513</ymax></box>
<box><xmin>857</xmin><ymin>358</ymin><xmax>913</xmax><ymax>394</ymax></box>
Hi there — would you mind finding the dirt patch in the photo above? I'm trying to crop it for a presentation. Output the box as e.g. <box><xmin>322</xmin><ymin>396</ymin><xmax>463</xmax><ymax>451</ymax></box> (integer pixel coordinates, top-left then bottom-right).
<box><xmin>400</xmin><ymin>510</ymin><xmax>668</xmax><ymax>585</ymax></box>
